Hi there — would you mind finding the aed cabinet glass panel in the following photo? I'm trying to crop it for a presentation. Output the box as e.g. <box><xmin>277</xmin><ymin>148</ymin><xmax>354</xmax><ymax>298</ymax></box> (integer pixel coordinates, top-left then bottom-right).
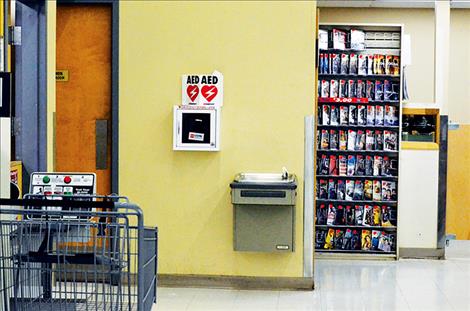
<box><xmin>181</xmin><ymin>112</ymin><xmax>211</xmax><ymax>144</ymax></box>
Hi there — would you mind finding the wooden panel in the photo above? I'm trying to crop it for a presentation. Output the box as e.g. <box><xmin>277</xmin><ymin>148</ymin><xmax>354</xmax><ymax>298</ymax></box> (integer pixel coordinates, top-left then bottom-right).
<box><xmin>446</xmin><ymin>125</ymin><xmax>470</xmax><ymax>239</ymax></box>
<box><xmin>56</xmin><ymin>5</ymin><xmax>111</xmax><ymax>195</ymax></box>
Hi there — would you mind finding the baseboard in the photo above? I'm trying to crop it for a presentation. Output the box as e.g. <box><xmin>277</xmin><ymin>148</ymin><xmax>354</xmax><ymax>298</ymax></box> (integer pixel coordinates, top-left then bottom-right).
<box><xmin>158</xmin><ymin>274</ymin><xmax>315</xmax><ymax>291</ymax></box>
<box><xmin>399</xmin><ymin>247</ymin><xmax>445</xmax><ymax>259</ymax></box>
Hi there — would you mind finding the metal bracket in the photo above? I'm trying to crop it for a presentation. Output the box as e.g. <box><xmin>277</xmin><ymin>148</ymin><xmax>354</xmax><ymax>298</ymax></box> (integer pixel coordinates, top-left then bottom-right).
<box><xmin>8</xmin><ymin>26</ymin><xmax>21</xmax><ymax>46</ymax></box>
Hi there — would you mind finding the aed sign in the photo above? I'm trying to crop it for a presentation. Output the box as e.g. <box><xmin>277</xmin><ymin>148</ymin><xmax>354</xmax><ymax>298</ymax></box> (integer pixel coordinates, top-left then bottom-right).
<box><xmin>56</xmin><ymin>70</ymin><xmax>69</xmax><ymax>82</ymax></box>
<box><xmin>182</xmin><ymin>71</ymin><xmax>223</xmax><ymax>107</ymax></box>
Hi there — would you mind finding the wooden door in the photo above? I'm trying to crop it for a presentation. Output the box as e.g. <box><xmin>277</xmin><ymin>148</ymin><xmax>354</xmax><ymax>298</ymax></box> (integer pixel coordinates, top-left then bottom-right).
<box><xmin>56</xmin><ymin>4</ymin><xmax>112</xmax><ymax>195</ymax></box>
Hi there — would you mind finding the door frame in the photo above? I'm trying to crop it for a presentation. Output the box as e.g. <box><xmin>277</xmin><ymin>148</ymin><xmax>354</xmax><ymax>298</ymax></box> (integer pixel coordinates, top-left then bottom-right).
<box><xmin>57</xmin><ymin>0</ymin><xmax>119</xmax><ymax>194</ymax></box>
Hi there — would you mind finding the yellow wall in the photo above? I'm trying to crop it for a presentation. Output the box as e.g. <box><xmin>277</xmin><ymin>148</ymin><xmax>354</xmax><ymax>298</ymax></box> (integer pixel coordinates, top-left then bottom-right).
<box><xmin>320</xmin><ymin>8</ymin><xmax>435</xmax><ymax>104</ymax></box>
<box><xmin>446</xmin><ymin>125</ymin><xmax>470</xmax><ymax>239</ymax></box>
<box><xmin>119</xmin><ymin>1</ymin><xmax>316</xmax><ymax>277</ymax></box>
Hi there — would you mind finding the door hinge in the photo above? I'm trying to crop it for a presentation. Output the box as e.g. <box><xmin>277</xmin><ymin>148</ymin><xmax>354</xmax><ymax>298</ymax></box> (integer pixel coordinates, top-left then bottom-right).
<box><xmin>12</xmin><ymin>117</ymin><xmax>21</xmax><ymax>136</ymax></box>
<box><xmin>8</xmin><ymin>26</ymin><xmax>21</xmax><ymax>46</ymax></box>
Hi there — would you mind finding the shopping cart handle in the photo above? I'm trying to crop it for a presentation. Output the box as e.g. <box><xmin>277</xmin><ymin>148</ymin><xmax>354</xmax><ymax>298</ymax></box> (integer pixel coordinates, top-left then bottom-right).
<box><xmin>14</xmin><ymin>252</ymin><xmax>125</xmax><ymax>268</ymax></box>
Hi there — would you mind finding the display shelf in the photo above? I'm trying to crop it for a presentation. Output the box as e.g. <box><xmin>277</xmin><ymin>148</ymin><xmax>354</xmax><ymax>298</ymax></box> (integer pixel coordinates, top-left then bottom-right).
<box><xmin>315</xmin><ymin>24</ymin><xmax>402</xmax><ymax>259</ymax></box>
<box><xmin>319</xmin><ymin>73</ymin><xmax>400</xmax><ymax>80</ymax></box>
<box><xmin>317</xmin><ymin>124</ymin><xmax>399</xmax><ymax>130</ymax></box>
<box><xmin>316</xmin><ymin>225</ymin><xmax>397</xmax><ymax>230</ymax></box>
<box><xmin>316</xmin><ymin>175</ymin><xmax>398</xmax><ymax>180</ymax></box>
<box><xmin>317</xmin><ymin>98</ymin><xmax>400</xmax><ymax>105</ymax></box>
<box><xmin>315</xmin><ymin>249</ymin><xmax>396</xmax><ymax>255</ymax></box>
<box><xmin>319</xmin><ymin>48</ymin><xmax>400</xmax><ymax>53</ymax></box>
<box><xmin>316</xmin><ymin>149</ymin><xmax>398</xmax><ymax>154</ymax></box>
<box><xmin>316</xmin><ymin>199</ymin><xmax>397</xmax><ymax>205</ymax></box>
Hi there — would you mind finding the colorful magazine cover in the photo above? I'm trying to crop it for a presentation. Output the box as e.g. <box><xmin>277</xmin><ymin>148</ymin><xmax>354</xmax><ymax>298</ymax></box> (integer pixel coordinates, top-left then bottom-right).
<box><xmin>345</xmin><ymin>205</ymin><xmax>355</xmax><ymax>225</ymax></box>
<box><xmin>321</xmin><ymin>80</ymin><xmax>330</xmax><ymax>98</ymax></box>
<box><xmin>328</xmin><ymin>179</ymin><xmax>337</xmax><ymax>200</ymax></box>
<box><xmin>335</xmin><ymin>205</ymin><xmax>345</xmax><ymax>225</ymax></box>
<box><xmin>375</xmin><ymin>105</ymin><xmax>384</xmax><ymax>126</ymax></box>
<box><xmin>315</xmin><ymin>229</ymin><xmax>327</xmax><ymax>249</ymax></box>
<box><xmin>381</xmin><ymin>181</ymin><xmax>392</xmax><ymax>201</ymax></box>
<box><xmin>322</xmin><ymin>105</ymin><xmax>330</xmax><ymax>125</ymax></box>
<box><xmin>343</xmin><ymin>228</ymin><xmax>353</xmax><ymax>250</ymax></box>
<box><xmin>355</xmin><ymin>130</ymin><xmax>366</xmax><ymax>151</ymax></box>
<box><xmin>357</xmin><ymin>80</ymin><xmax>365</xmax><ymax>98</ymax></box>
<box><xmin>331</xmin><ymin>53</ymin><xmax>341</xmax><ymax>74</ymax></box>
<box><xmin>345</xmin><ymin>180</ymin><xmax>355</xmax><ymax>201</ymax></box>
<box><xmin>375</xmin><ymin>80</ymin><xmax>383</xmax><ymax>101</ymax></box>
<box><xmin>378</xmin><ymin>232</ymin><xmax>391</xmax><ymax>252</ymax></box>
<box><xmin>373</xmin><ymin>180</ymin><xmax>382</xmax><ymax>201</ymax></box>
<box><xmin>381</xmin><ymin>205</ymin><xmax>393</xmax><ymax>227</ymax></box>
<box><xmin>358</xmin><ymin>55</ymin><xmax>367</xmax><ymax>75</ymax></box>
<box><xmin>358</xmin><ymin>105</ymin><xmax>366</xmax><ymax>125</ymax></box>
<box><xmin>338</xmin><ymin>156</ymin><xmax>347</xmax><ymax>176</ymax></box>
<box><xmin>320</xmin><ymin>154</ymin><xmax>329</xmax><ymax>175</ymax></box>
<box><xmin>330</xmin><ymin>105</ymin><xmax>339</xmax><ymax>125</ymax></box>
<box><xmin>382</xmin><ymin>156</ymin><xmax>391</xmax><ymax>176</ymax></box>
<box><xmin>362</xmin><ymin>205</ymin><xmax>373</xmax><ymax>226</ymax></box>
<box><xmin>339</xmin><ymin>80</ymin><xmax>347</xmax><ymax>98</ymax></box>
<box><xmin>366</xmin><ymin>130</ymin><xmax>375</xmax><ymax>151</ymax></box>
<box><xmin>373</xmin><ymin>155</ymin><xmax>383</xmax><ymax>176</ymax></box>
<box><xmin>329</xmin><ymin>155</ymin><xmax>338</xmax><ymax>175</ymax></box>
<box><xmin>316</xmin><ymin>204</ymin><xmax>328</xmax><ymax>225</ymax></box>
<box><xmin>348</xmin><ymin>80</ymin><xmax>356</xmax><ymax>98</ymax></box>
<box><xmin>375</xmin><ymin>130</ymin><xmax>384</xmax><ymax>150</ymax></box>
<box><xmin>337</xmin><ymin>179</ymin><xmax>346</xmax><ymax>200</ymax></box>
<box><xmin>372</xmin><ymin>205</ymin><xmax>381</xmax><ymax>226</ymax></box>
<box><xmin>355</xmin><ymin>155</ymin><xmax>365</xmax><ymax>176</ymax></box>
<box><xmin>352</xmin><ymin>230</ymin><xmax>361</xmax><ymax>250</ymax></box>
<box><xmin>384</xmin><ymin>130</ymin><xmax>398</xmax><ymax>151</ymax></box>
<box><xmin>326</xmin><ymin>204</ymin><xmax>337</xmax><ymax>225</ymax></box>
<box><xmin>366</xmin><ymin>80</ymin><xmax>375</xmax><ymax>100</ymax></box>
<box><xmin>334</xmin><ymin>229</ymin><xmax>345</xmax><ymax>250</ymax></box>
<box><xmin>340</xmin><ymin>106</ymin><xmax>349</xmax><ymax>125</ymax></box>
<box><xmin>366</xmin><ymin>105</ymin><xmax>375</xmax><ymax>125</ymax></box>
<box><xmin>361</xmin><ymin>230</ymin><xmax>372</xmax><ymax>250</ymax></box>
<box><xmin>371</xmin><ymin>230</ymin><xmax>381</xmax><ymax>250</ymax></box>
<box><xmin>355</xmin><ymin>205</ymin><xmax>363</xmax><ymax>225</ymax></box>
<box><xmin>321</xmin><ymin>129</ymin><xmax>330</xmax><ymax>150</ymax></box>
<box><xmin>347</xmin><ymin>130</ymin><xmax>357</xmax><ymax>151</ymax></box>
<box><xmin>365</xmin><ymin>155</ymin><xmax>374</xmax><ymax>176</ymax></box>
<box><xmin>384</xmin><ymin>105</ymin><xmax>398</xmax><ymax>126</ymax></box>
<box><xmin>330</xmin><ymin>80</ymin><xmax>339</xmax><ymax>98</ymax></box>
<box><xmin>339</xmin><ymin>130</ymin><xmax>348</xmax><ymax>150</ymax></box>
<box><xmin>364</xmin><ymin>180</ymin><xmax>373</xmax><ymax>200</ymax></box>
<box><xmin>349</xmin><ymin>105</ymin><xmax>357</xmax><ymax>125</ymax></box>
<box><xmin>353</xmin><ymin>180</ymin><xmax>364</xmax><ymax>201</ymax></box>
<box><xmin>330</xmin><ymin>130</ymin><xmax>339</xmax><ymax>150</ymax></box>
<box><xmin>347</xmin><ymin>155</ymin><xmax>356</xmax><ymax>176</ymax></box>
<box><xmin>324</xmin><ymin>228</ymin><xmax>335</xmax><ymax>249</ymax></box>
<box><xmin>319</xmin><ymin>179</ymin><xmax>328</xmax><ymax>199</ymax></box>
<box><xmin>349</xmin><ymin>54</ymin><xmax>358</xmax><ymax>75</ymax></box>
<box><xmin>340</xmin><ymin>54</ymin><xmax>349</xmax><ymax>75</ymax></box>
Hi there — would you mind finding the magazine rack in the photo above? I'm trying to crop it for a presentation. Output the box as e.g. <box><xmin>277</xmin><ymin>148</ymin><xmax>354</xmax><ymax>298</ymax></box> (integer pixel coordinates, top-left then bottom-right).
<box><xmin>314</xmin><ymin>23</ymin><xmax>403</xmax><ymax>259</ymax></box>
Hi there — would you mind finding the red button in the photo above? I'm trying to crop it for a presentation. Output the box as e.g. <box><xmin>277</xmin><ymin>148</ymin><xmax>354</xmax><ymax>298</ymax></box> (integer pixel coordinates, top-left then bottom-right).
<box><xmin>64</xmin><ymin>176</ymin><xmax>72</xmax><ymax>184</ymax></box>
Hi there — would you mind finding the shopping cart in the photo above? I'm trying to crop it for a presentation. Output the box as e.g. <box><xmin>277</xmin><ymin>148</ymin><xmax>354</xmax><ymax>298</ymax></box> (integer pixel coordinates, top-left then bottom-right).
<box><xmin>0</xmin><ymin>196</ymin><xmax>158</xmax><ymax>311</ymax></box>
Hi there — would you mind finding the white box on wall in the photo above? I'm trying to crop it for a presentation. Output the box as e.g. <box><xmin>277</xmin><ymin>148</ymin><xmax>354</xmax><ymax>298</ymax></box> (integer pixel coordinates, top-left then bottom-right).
<box><xmin>173</xmin><ymin>105</ymin><xmax>221</xmax><ymax>151</ymax></box>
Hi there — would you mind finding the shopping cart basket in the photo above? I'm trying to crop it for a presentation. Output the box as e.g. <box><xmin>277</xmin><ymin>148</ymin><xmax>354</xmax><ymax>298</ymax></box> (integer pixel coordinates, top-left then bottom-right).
<box><xmin>0</xmin><ymin>197</ymin><xmax>158</xmax><ymax>311</ymax></box>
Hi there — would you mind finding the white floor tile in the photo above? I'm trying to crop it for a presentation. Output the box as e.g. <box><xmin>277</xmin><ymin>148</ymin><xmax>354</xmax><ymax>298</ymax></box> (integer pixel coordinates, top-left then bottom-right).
<box><xmin>156</xmin><ymin>258</ymin><xmax>470</xmax><ymax>311</ymax></box>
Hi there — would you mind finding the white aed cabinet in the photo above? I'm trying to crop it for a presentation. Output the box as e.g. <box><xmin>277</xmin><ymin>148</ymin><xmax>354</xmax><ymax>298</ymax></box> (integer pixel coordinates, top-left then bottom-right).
<box><xmin>173</xmin><ymin>105</ymin><xmax>221</xmax><ymax>151</ymax></box>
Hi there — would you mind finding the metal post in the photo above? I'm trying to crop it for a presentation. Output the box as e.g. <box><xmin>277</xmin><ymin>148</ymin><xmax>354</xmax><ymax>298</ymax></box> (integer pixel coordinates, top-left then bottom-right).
<box><xmin>303</xmin><ymin>115</ymin><xmax>314</xmax><ymax>279</ymax></box>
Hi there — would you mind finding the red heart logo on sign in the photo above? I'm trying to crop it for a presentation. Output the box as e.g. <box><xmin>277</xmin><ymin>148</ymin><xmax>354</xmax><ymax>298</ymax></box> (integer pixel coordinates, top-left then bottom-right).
<box><xmin>186</xmin><ymin>85</ymin><xmax>199</xmax><ymax>102</ymax></box>
<box><xmin>201</xmin><ymin>85</ymin><xmax>218</xmax><ymax>102</ymax></box>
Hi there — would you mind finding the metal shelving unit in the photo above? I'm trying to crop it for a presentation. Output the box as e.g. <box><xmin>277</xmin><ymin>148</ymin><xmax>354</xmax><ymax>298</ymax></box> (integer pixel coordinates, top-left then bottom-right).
<box><xmin>314</xmin><ymin>23</ymin><xmax>403</xmax><ymax>259</ymax></box>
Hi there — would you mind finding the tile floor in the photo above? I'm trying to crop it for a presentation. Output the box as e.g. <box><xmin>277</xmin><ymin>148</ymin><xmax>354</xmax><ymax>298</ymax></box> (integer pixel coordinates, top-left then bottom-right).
<box><xmin>154</xmin><ymin>244</ymin><xmax>470</xmax><ymax>310</ymax></box>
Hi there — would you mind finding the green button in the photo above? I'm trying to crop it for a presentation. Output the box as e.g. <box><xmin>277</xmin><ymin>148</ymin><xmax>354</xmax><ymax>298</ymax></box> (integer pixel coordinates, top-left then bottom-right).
<box><xmin>43</xmin><ymin>176</ymin><xmax>51</xmax><ymax>184</ymax></box>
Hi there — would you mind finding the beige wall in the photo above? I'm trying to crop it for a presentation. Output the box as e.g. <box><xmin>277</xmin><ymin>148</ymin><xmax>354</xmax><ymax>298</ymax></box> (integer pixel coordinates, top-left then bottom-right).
<box><xmin>449</xmin><ymin>9</ymin><xmax>470</xmax><ymax>124</ymax></box>
<box><xmin>320</xmin><ymin>8</ymin><xmax>435</xmax><ymax>104</ymax></box>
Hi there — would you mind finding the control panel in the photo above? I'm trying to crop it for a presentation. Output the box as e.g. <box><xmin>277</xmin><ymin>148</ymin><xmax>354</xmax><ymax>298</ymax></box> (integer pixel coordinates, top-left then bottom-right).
<box><xmin>30</xmin><ymin>173</ymin><xmax>96</xmax><ymax>196</ymax></box>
